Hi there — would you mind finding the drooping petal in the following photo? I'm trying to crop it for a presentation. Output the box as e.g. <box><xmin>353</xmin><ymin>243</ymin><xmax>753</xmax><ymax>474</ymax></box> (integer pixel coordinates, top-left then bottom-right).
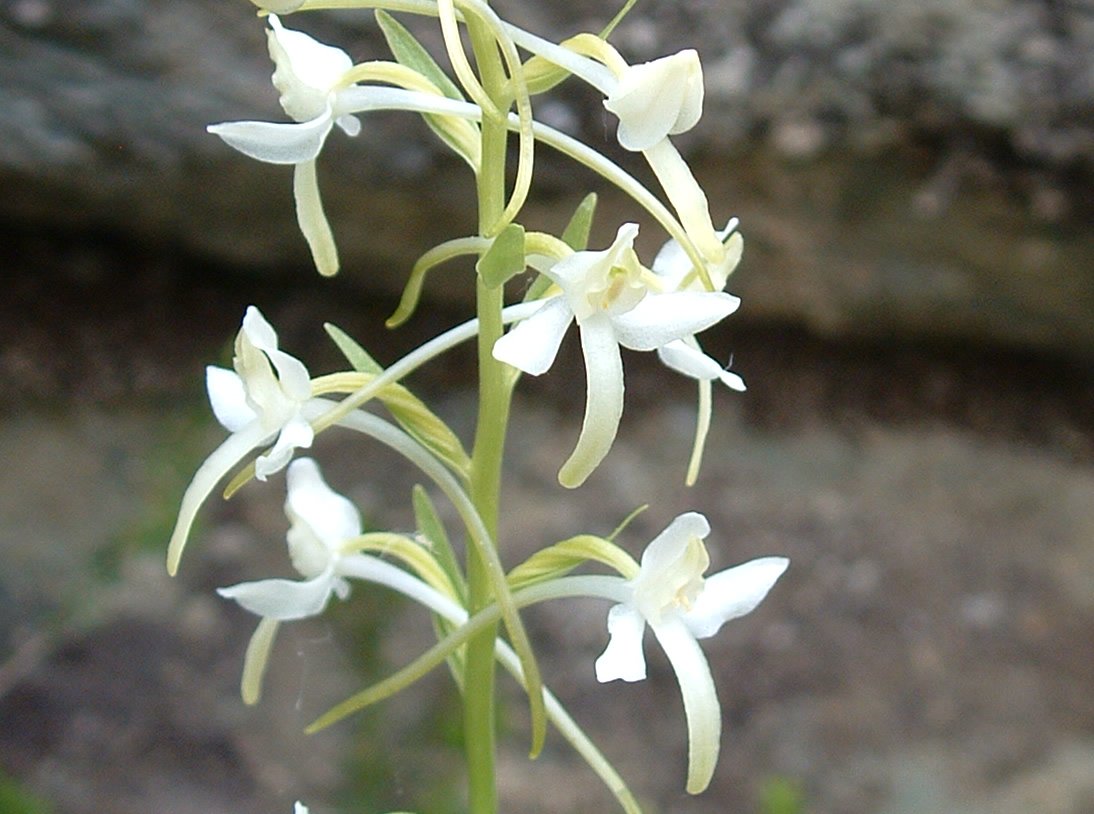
<box><xmin>240</xmin><ymin>616</ymin><xmax>281</xmax><ymax>705</ymax></box>
<box><xmin>594</xmin><ymin>604</ymin><xmax>648</xmax><ymax>682</ymax></box>
<box><xmin>684</xmin><ymin>556</ymin><xmax>789</xmax><ymax>639</ymax></box>
<box><xmin>167</xmin><ymin>421</ymin><xmax>273</xmax><ymax>575</ymax></box>
<box><xmin>293</xmin><ymin>159</ymin><xmax>340</xmax><ymax>277</ymax></box>
<box><xmin>492</xmin><ymin>296</ymin><xmax>574</xmax><ymax>375</ymax></box>
<box><xmin>657</xmin><ymin>340</ymin><xmax>746</xmax><ymax>391</ymax></box>
<box><xmin>642</xmin><ymin>139</ymin><xmax>723</xmax><ymax>262</ymax></box>
<box><xmin>558</xmin><ymin>314</ymin><xmax>624</xmax><ymax>488</ymax></box>
<box><xmin>206</xmin><ymin>365</ymin><xmax>256</xmax><ymax>432</ymax></box>
<box><xmin>207</xmin><ymin>114</ymin><xmax>334</xmax><ymax>165</ymax></box>
<box><xmin>649</xmin><ymin>618</ymin><xmax>722</xmax><ymax>794</ymax></box>
<box><xmin>611</xmin><ymin>290</ymin><xmax>740</xmax><ymax>351</ymax></box>
<box><xmin>217</xmin><ymin>568</ymin><xmax>340</xmax><ymax>620</ymax></box>
<box><xmin>604</xmin><ymin>50</ymin><xmax>704</xmax><ymax>152</ymax></box>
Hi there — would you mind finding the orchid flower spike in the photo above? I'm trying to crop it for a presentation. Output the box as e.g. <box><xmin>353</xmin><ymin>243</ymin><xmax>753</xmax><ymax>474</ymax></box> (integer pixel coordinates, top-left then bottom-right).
<box><xmin>595</xmin><ymin>512</ymin><xmax>788</xmax><ymax>794</ymax></box>
<box><xmin>493</xmin><ymin>224</ymin><xmax>739</xmax><ymax>487</ymax></box>
<box><xmin>167</xmin><ymin>306</ymin><xmax>315</xmax><ymax>575</ymax></box>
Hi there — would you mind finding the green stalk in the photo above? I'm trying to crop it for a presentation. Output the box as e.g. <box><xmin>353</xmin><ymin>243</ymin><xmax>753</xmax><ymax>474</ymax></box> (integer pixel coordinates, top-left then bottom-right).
<box><xmin>464</xmin><ymin>10</ymin><xmax>510</xmax><ymax>814</ymax></box>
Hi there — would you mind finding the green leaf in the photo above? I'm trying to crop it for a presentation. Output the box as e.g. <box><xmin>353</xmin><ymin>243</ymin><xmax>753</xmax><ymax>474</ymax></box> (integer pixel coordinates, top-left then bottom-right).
<box><xmin>561</xmin><ymin>192</ymin><xmax>598</xmax><ymax>251</ymax></box>
<box><xmin>376</xmin><ymin>9</ymin><xmax>480</xmax><ymax>169</ymax></box>
<box><xmin>412</xmin><ymin>485</ymin><xmax>467</xmax><ymax>603</ymax></box>
<box><xmin>324</xmin><ymin>322</ymin><xmax>383</xmax><ymax>374</ymax></box>
<box><xmin>376</xmin><ymin>10</ymin><xmax>465</xmax><ymax>102</ymax></box>
<box><xmin>476</xmin><ymin>223</ymin><xmax>526</xmax><ymax>288</ymax></box>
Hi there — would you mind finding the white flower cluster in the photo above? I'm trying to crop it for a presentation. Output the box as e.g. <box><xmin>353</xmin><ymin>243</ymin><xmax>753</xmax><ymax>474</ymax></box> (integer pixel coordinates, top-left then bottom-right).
<box><xmin>171</xmin><ymin>4</ymin><xmax>791</xmax><ymax>808</ymax></box>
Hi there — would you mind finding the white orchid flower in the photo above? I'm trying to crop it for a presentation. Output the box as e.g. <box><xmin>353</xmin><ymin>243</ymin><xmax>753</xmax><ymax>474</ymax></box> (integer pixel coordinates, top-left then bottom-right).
<box><xmin>492</xmin><ymin>223</ymin><xmax>740</xmax><ymax>487</ymax></box>
<box><xmin>208</xmin><ymin>14</ymin><xmax>360</xmax><ymax>276</ymax></box>
<box><xmin>594</xmin><ymin>512</ymin><xmax>788</xmax><ymax>793</ymax></box>
<box><xmin>167</xmin><ymin>306</ymin><xmax>317</xmax><ymax>575</ymax></box>
<box><xmin>207</xmin><ymin>16</ymin><xmax>479</xmax><ymax>277</ymax></box>
<box><xmin>497</xmin><ymin>28</ymin><xmax>726</xmax><ymax>269</ymax></box>
<box><xmin>208</xmin><ymin>305</ymin><xmax>314</xmax><ymax>480</ymax></box>
<box><xmin>217</xmin><ymin>457</ymin><xmax>457</xmax><ymax>703</ymax></box>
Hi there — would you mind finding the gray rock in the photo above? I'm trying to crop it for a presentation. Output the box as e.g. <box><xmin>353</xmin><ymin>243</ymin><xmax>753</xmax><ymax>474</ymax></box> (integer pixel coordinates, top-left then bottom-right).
<box><xmin>2</xmin><ymin>0</ymin><xmax>1092</xmax><ymax>353</ymax></box>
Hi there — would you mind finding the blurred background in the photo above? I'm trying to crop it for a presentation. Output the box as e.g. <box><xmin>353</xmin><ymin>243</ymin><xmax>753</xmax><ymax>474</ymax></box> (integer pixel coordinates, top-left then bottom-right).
<box><xmin>0</xmin><ymin>1</ymin><xmax>1092</xmax><ymax>812</ymax></box>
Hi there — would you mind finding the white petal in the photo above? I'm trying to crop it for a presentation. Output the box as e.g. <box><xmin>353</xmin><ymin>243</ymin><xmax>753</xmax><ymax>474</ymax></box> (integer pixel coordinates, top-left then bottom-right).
<box><xmin>638</xmin><ymin>512</ymin><xmax>711</xmax><ymax>576</ymax></box>
<box><xmin>605</xmin><ymin>51</ymin><xmax>704</xmax><ymax>152</ymax></box>
<box><xmin>241</xmin><ymin>305</ymin><xmax>279</xmax><ymax>351</ymax></box>
<box><xmin>684</xmin><ymin>556</ymin><xmax>789</xmax><ymax>639</ymax></box>
<box><xmin>166</xmin><ymin>421</ymin><xmax>273</xmax><ymax>575</ymax></box>
<box><xmin>268</xmin><ymin>14</ymin><xmax>353</xmax><ymax>123</ymax></box>
<box><xmin>558</xmin><ymin>315</ymin><xmax>624</xmax><ymax>488</ymax></box>
<box><xmin>285</xmin><ymin>458</ymin><xmax>362</xmax><ymax>546</ymax></box>
<box><xmin>612</xmin><ymin>291</ymin><xmax>740</xmax><ymax>351</ymax></box>
<box><xmin>269</xmin><ymin>347</ymin><xmax>313</xmax><ymax>401</ymax></box>
<box><xmin>218</xmin><ymin>569</ymin><xmax>338</xmax><ymax>620</ymax></box>
<box><xmin>293</xmin><ymin>159</ymin><xmax>340</xmax><ymax>277</ymax></box>
<box><xmin>649</xmin><ymin>619</ymin><xmax>721</xmax><ymax>794</ymax></box>
<box><xmin>294</xmin><ymin>804</ymin><xmax>310</xmax><ymax>814</ymax></box>
<box><xmin>207</xmin><ymin>114</ymin><xmax>334</xmax><ymax>165</ymax></box>
<box><xmin>654</xmin><ymin>217</ymin><xmax>741</xmax><ymax>290</ymax></box>
<box><xmin>658</xmin><ymin>340</ymin><xmax>746</xmax><ymax>391</ymax></box>
<box><xmin>254</xmin><ymin>415</ymin><xmax>313</xmax><ymax>480</ymax></box>
<box><xmin>335</xmin><ymin>114</ymin><xmax>361</xmax><ymax>137</ymax></box>
<box><xmin>594</xmin><ymin>604</ymin><xmax>648</xmax><ymax>682</ymax></box>
<box><xmin>492</xmin><ymin>297</ymin><xmax>573</xmax><ymax>375</ymax></box>
<box><xmin>206</xmin><ymin>365</ymin><xmax>256</xmax><ymax>432</ymax></box>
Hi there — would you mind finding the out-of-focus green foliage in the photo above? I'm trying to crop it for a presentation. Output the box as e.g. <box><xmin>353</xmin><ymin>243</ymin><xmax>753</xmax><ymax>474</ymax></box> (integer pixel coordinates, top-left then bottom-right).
<box><xmin>0</xmin><ymin>771</ymin><xmax>51</xmax><ymax>814</ymax></box>
<box><xmin>758</xmin><ymin>775</ymin><xmax>805</xmax><ymax>814</ymax></box>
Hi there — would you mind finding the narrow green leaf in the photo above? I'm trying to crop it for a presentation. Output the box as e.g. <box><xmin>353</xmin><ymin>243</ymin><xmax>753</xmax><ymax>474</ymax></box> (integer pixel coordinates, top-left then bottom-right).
<box><xmin>376</xmin><ymin>9</ymin><xmax>480</xmax><ymax>169</ymax></box>
<box><xmin>412</xmin><ymin>485</ymin><xmax>467</xmax><ymax>603</ymax></box>
<box><xmin>376</xmin><ymin>9</ymin><xmax>465</xmax><ymax>102</ymax></box>
<box><xmin>561</xmin><ymin>192</ymin><xmax>598</xmax><ymax>251</ymax></box>
<box><xmin>476</xmin><ymin>223</ymin><xmax>526</xmax><ymax>288</ymax></box>
<box><xmin>324</xmin><ymin>322</ymin><xmax>383</xmax><ymax>374</ymax></box>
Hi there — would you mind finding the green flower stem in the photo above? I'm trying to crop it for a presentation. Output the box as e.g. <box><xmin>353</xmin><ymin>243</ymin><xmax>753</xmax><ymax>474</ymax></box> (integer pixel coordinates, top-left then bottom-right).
<box><xmin>465</xmin><ymin>9</ymin><xmax>512</xmax><ymax>813</ymax></box>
